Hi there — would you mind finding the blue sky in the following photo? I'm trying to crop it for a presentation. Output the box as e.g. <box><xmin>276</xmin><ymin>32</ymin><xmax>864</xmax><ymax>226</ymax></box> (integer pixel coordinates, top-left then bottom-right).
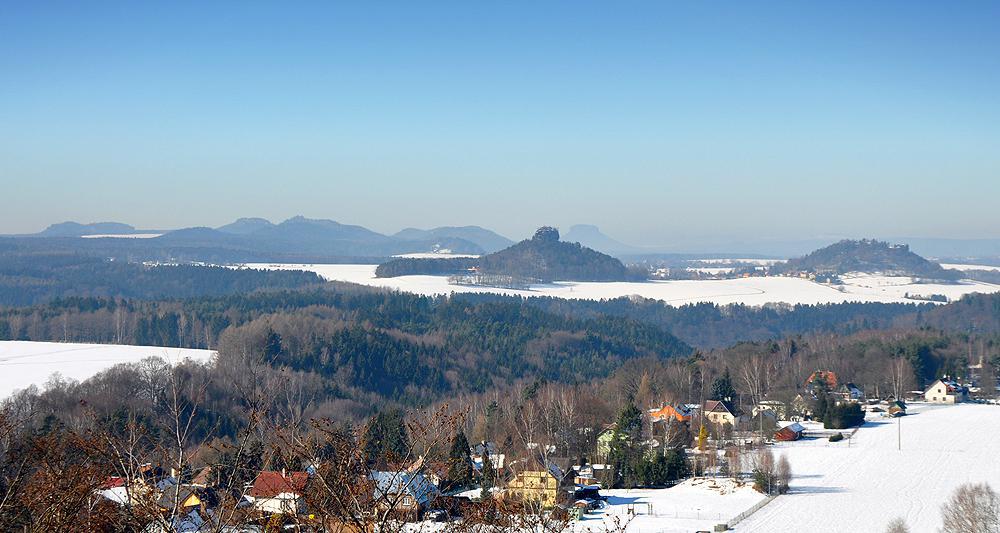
<box><xmin>1</xmin><ymin>2</ymin><xmax>998</xmax><ymax>245</ymax></box>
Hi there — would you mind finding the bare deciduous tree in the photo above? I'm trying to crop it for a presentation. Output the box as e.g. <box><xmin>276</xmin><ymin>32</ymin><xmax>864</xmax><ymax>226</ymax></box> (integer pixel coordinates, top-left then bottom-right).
<box><xmin>940</xmin><ymin>482</ymin><xmax>1000</xmax><ymax>533</ymax></box>
<box><xmin>888</xmin><ymin>357</ymin><xmax>915</xmax><ymax>401</ymax></box>
<box><xmin>776</xmin><ymin>454</ymin><xmax>791</xmax><ymax>494</ymax></box>
<box><xmin>885</xmin><ymin>516</ymin><xmax>910</xmax><ymax>533</ymax></box>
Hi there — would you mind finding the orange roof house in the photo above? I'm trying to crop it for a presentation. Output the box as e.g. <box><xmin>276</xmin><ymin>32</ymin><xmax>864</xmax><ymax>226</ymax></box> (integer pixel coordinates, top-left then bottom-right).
<box><xmin>649</xmin><ymin>404</ymin><xmax>692</xmax><ymax>423</ymax></box>
<box><xmin>805</xmin><ymin>370</ymin><xmax>838</xmax><ymax>390</ymax></box>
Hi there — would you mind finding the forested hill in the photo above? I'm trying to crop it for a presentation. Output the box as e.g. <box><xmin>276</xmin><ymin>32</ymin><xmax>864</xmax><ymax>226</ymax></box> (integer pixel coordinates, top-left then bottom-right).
<box><xmin>376</xmin><ymin>226</ymin><xmax>629</xmax><ymax>281</ymax></box>
<box><xmin>0</xmin><ymin>251</ymin><xmax>323</xmax><ymax>307</ymax></box>
<box><xmin>0</xmin><ymin>288</ymin><xmax>692</xmax><ymax>418</ymax></box>
<box><xmin>775</xmin><ymin>239</ymin><xmax>958</xmax><ymax>279</ymax></box>
<box><xmin>478</xmin><ymin>226</ymin><xmax>628</xmax><ymax>281</ymax></box>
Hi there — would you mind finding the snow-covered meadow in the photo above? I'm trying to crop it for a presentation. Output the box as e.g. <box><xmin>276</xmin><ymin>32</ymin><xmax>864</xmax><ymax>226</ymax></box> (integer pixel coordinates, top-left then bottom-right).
<box><xmin>79</xmin><ymin>233</ymin><xmax>163</xmax><ymax>239</ymax></box>
<box><xmin>0</xmin><ymin>341</ymin><xmax>216</xmax><ymax>398</ymax></box>
<box><xmin>738</xmin><ymin>403</ymin><xmax>1000</xmax><ymax>532</ymax></box>
<box><xmin>577</xmin><ymin>478</ymin><xmax>767</xmax><ymax>533</ymax></box>
<box><xmin>940</xmin><ymin>263</ymin><xmax>1000</xmax><ymax>272</ymax></box>
<box><xmin>238</xmin><ymin>263</ymin><xmax>1000</xmax><ymax>307</ymax></box>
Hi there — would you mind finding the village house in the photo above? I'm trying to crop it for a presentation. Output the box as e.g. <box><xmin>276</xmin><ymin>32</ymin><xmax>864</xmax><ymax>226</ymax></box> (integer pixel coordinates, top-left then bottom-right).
<box><xmin>97</xmin><ymin>464</ymin><xmax>178</xmax><ymax>506</ymax></box>
<box><xmin>504</xmin><ymin>457</ymin><xmax>574</xmax><ymax>509</ymax></box>
<box><xmin>791</xmin><ymin>394</ymin><xmax>811</xmax><ymax>420</ymax></box>
<box><xmin>572</xmin><ymin>463</ymin><xmax>599</xmax><ymax>486</ymax></box>
<box><xmin>805</xmin><ymin>370</ymin><xmax>839</xmax><ymax>393</ymax></box>
<box><xmin>837</xmin><ymin>382</ymin><xmax>865</xmax><ymax>402</ymax></box>
<box><xmin>371</xmin><ymin>471</ymin><xmax>439</xmax><ymax>521</ymax></box>
<box><xmin>471</xmin><ymin>441</ymin><xmax>506</xmax><ymax>476</ymax></box>
<box><xmin>248</xmin><ymin>470</ymin><xmax>309</xmax><ymax>515</ymax></box>
<box><xmin>648</xmin><ymin>404</ymin><xmax>692</xmax><ymax>423</ymax></box>
<box><xmin>156</xmin><ymin>484</ymin><xmax>219</xmax><ymax>515</ymax></box>
<box><xmin>753</xmin><ymin>400</ymin><xmax>789</xmax><ymax>419</ymax></box>
<box><xmin>703</xmin><ymin>399</ymin><xmax>741</xmax><ymax>426</ymax></box>
<box><xmin>924</xmin><ymin>379</ymin><xmax>970</xmax><ymax>404</ymax></box>
<box><xmin>595</xmin><ymin>424</ymin><xmax>625</xmax><ymax>460</ymax></box>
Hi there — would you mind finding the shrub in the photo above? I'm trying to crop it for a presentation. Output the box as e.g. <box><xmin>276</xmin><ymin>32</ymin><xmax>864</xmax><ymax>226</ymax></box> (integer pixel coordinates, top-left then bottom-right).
<box><xmin>829</xmin><ymin>432</ymin><xmax>844</xmax><ymax>442</ymax></box>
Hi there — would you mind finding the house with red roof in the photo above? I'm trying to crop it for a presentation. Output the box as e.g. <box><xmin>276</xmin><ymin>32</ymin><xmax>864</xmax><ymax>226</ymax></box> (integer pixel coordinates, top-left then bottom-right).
<box><xmin>248</xmin><ymin>469</ymin><xmax>310</xmax><ymax>515</ymax></box>
<box><xmin>774</xmin><ymin>422</ymin><xmax>805</xmax><ymax>442</ymax></box>
<box><xmin>805</xmin><ymin>370</ymin><xmax>838</xmax><ymax>390</ymax></box>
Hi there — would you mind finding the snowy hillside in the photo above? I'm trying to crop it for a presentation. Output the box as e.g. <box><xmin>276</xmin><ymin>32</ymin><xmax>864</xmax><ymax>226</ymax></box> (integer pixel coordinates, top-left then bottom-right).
<box><xmin>0</xmin><ymin>341</ymin><xmax>216</xmax><ymax>398</ymax></box>
<box><xmin>738</xmin><ymin>404</ymin><xmax>1000</xmax><ymax>532</ymax></box>
<box><xmin>238</xmin><ymin>263</ymin><xmax>1000</xmax><ymax>307</ymax></box>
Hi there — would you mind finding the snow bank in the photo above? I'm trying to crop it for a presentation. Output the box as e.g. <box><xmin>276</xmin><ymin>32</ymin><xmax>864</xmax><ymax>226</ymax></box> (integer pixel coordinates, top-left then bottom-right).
<box><xmin>0</xmin><ymin>341</ymin><xmax>216</xmax><ymax>398</ymax></box>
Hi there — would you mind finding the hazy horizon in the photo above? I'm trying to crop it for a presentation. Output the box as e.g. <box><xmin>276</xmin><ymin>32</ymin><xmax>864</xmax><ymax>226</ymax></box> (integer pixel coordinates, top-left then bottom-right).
<box><xmin>2</xmin><ymin>2</ymin><xmax>998</xmax><ymax>244</ymax></box>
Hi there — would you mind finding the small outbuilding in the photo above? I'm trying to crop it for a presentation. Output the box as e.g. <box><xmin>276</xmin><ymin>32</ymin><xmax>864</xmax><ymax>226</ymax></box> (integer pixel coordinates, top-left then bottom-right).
<box><xmin>774</xmin><ymin>422</ymin><xmax>805</xmax><ymax>442</ymax></box>
<box><xmin>886</xmin><ymin>400</ymin><xmax>907</xmax><ymax>417</ymax></box>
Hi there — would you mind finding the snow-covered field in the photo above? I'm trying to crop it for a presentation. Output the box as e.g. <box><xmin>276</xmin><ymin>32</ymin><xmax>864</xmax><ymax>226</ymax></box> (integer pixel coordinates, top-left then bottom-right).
<box><xmin>578</xmin><ymin>478</ymin><xmax>766</xmax><ymax>533</ymax></box>
<box><xmin>0</xmin><ymin>341</ymin><xmax>216</xmax><ymax>398</ymax></box>
<box><xmin>80</xmin><ymin>233</ymin><xmax>163</xmax><ymax>239</ymax></box>
<box><xmin>694</xmin><ymin>258</ymin><xmax>785</xmax><ymax>266</ymax></box>
<box><xmin>238</xmin><ymin>264</ymin><xmax>1000</xmax><ymax>307</ymax></box>
<box><xmin>391</xmin><ymin>252</ymin><xmax>480</xmax><ymax>259</ymax></box>
<box><xmin>838</xmin><ymin>272</ymin><xmax>999</xmax><ymax>301</ymax></box>
<box><xmin>941</xmin><ymin>263</ymin><xmax>1000</xmax><ymax>272</ymax></box>
<box><xmin>685</xmin><ymin>267</ymin><xmax>736</xmax><ymax>275</ymax></box>
<box><xmin>738</xmin><ymin>403</ymin><xmax>1000</xmax><ymax>532</ymax></box>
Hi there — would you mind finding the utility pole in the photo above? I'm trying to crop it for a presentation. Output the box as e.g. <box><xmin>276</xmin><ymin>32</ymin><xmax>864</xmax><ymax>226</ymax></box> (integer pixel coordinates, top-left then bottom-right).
<box><xmin>897</xmin><ymin>414</ymin><xmax>901</xmax><ymax>451</ymax></box>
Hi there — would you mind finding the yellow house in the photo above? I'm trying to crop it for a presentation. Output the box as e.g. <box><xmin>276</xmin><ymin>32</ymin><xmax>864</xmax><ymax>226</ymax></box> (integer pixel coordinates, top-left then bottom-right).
<box><xmin>157</xmin><ymin>485</ymin><xmax>217</xmax><ymax>513</ymax></box>
<box><xmin>505</xmin><ymin>458</ymin><xmax>572</xmax><ymax>508</ymax></box>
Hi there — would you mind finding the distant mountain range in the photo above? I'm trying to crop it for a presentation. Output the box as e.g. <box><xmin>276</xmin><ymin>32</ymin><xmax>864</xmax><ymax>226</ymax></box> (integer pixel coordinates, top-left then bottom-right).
<box><xmin>11</xmin><ymin>219</ymin><xmax>1000</xmax><ymax>265</ymax></box>
<box><xmin>393</xmin><ymin>226</ymin><xmax>513</xmax><ymax>253</ymax></box>
<box><xmin>13</xmin><ymin>217</ymin><xmax>513</xmax><ymax>263</ymax></box>
<box><xmin>38</xmin><ymin>221</ymin><xmax>152</xmax><ymax>237</ymax></box>
<box><xmin>562</xmin><ymin>224</ymin><xmax>646</xmax><ymax>256</ymax></box>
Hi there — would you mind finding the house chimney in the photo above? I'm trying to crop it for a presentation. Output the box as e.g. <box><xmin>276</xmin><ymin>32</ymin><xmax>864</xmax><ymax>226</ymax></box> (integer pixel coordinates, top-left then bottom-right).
<box><xmin>281</xmin><ymin>467</ymin><xmax>286</xmax><ymax>478</ymax></box>
<box><xmin>170</xmin><ymin>468</ymin><xmax>177</xmax><ymax>479</ymax></box>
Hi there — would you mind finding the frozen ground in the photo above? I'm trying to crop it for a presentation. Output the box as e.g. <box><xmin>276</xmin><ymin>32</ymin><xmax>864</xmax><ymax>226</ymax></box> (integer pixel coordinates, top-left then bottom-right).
<box><xmin>577</xmin><ymin>478</ymin><xmax>766</xmax><ymax>533</ymax></box>
<box><xmin>737</xmin><ymin>403</ymin><xmax>1000</xmax><ymax>533</ymax></box>
<box><xmin>0</xmin><ymin>341</ymin><xmax>216</xmax><ymax>398</ymax></box>
<box><xmin>238</xmin><ymin>264</ymin><xmax>1000</xmax><ymax>307</ymax></box>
